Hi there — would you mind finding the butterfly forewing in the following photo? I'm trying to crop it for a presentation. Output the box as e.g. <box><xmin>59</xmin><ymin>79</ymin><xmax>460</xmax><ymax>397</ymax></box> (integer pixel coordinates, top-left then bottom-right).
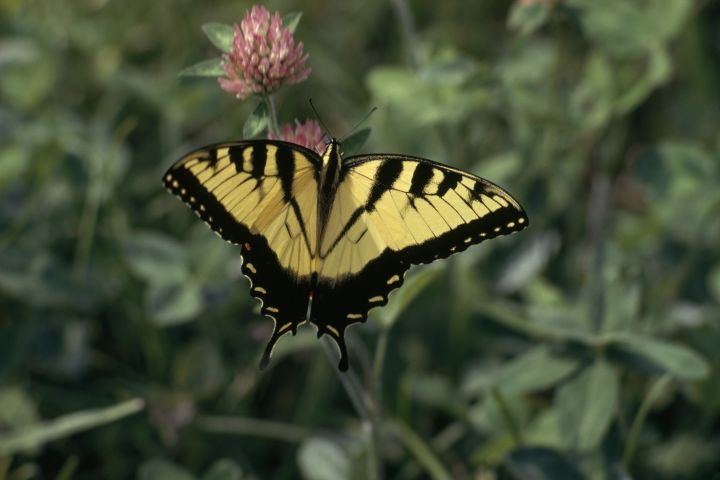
<box><xmin>163</xmin><ymin>141</ymin><xmax>322</xmax><ymax>367</ymax></box>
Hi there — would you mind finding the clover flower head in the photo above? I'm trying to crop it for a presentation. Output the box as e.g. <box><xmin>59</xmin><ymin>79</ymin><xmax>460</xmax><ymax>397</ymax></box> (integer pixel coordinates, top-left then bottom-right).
<box><xmin>269</xmin><ymin>119</ymin><xmax>327</xmax><ymax>154</ymax></box>
<box><xmin>218</xmin><ymin>5</ymin><xmax>311</xmax><ymax>99</ymax></box>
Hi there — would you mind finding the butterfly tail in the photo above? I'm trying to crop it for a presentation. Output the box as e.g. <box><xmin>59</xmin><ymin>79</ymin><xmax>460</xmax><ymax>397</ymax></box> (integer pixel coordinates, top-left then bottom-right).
<box><xmin>259</xmin><ymin>320</ymin><xmax>301</xmax><ymax>370</ymax></box>
<box><xmin>317</xmin><ymin>326</ymin><xmax>349</xmax><ymax>371</ymax></box>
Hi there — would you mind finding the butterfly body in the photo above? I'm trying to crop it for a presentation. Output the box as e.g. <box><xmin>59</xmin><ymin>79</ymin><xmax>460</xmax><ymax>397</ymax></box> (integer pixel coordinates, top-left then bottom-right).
<box><xmin>164</xmin><ymin>139</ymin><xmax>528</xmax><ymax>370</ymax></box>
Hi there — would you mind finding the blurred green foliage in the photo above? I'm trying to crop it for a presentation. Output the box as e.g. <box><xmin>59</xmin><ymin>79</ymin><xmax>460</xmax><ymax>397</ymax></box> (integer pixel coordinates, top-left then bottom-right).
<box><xmin>1</xmin><ymin>0</ymin><xmax>720</xmax><ymax>479</ymax></box>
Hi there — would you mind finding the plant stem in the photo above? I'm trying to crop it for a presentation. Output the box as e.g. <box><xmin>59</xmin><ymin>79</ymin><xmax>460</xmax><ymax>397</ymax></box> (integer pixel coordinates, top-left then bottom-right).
<box><xmin>370</xmin><ymin>329</ymin><xmax>389</xmax><ymax>480</ymax></box>
<box><xmin>55</xmin><ymin>455</ymin><xmax>79</xmax><ymax>480</ymax></box>
<box><xmin>623</xmin><ymin>374</ymin><xmax>671</xmax><ymax>467</ymax></box>
<box><xmin>389</xmin><ymin>0</ymin><xmax>420</xmax><ymax>68</ymax></box>
<box><xmin>490</xmin><ymin>388</ymin><xmax>524</xmax><ymax>447</ymax></box>
<box><xmin>264</xmin><ymin>94</ymin><xmax>281</xmax><ymax>136</ymax></box>
<box><xmin>320</xmin><ymin>338</ymin><xmax>382</xmax><ymax>480</ymax></box>
<box><xmin>0</xmin><ymin>455</ymin><xmax>10</xmax><ymax>480</ymax></box>
<box><xmin>373</xmin><ymin>329</ymin><xmax>389</xmax><ymax>404</ymax></box>
<box><xmin>195</xmin><ymin>415</ymin><xmax>311</xmax><ymax>443</ymax></box>
<box><xmin>587</xmin><ymin>173</ymin><xmax>610</xmax><ymax>332</ymax></box>
<box><xmin>392</xmin><ymin>420</ymin><xmax>452</xmax><ymax>480</ymax></box>
<box><xmin>0</xmin><ymin>398</ymin><xmax>144</xmax><ymax>456</ymax></box>
<box><xmin>73</xmin><ymin>173</ymin><xmax>102</xmax><ymax>275</ymax></box>
<box><xmin>320</xmin><ymin>338</ymin><xmax>370</xmax><ymax>419</ymax></box>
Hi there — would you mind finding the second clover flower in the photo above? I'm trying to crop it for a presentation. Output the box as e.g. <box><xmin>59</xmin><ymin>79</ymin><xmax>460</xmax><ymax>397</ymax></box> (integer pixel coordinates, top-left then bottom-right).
<box><xmin>219</xmin><ymin>5</ymin><xmax>311</xmax><ymax>100</ymax></box>
<box><xmin>269</xmin><ymin>119</ymin><xmax>326</xmax><ymax>154</ymax></box>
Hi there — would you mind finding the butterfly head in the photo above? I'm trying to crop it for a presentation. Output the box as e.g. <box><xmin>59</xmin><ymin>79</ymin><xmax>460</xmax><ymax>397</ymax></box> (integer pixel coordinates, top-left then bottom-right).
<box><xmin>321</xmin><ymin>137</ymin><xmax>343</xmax><ymax>166</ymax></box>
<box><xmin>319</xmin><ymin>138</ymin><xmax>344</xmax><ymax>197</ymax></box>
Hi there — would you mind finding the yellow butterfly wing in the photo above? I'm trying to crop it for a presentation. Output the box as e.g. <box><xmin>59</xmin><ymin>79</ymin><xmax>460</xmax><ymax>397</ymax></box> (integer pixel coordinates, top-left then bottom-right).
<box><xmin>312</xmin><ymin>154</ymin><xmax>528</xmax><ymax>369</ymax></box>
<box><xmin>163</xmin><ymin>141</ymin><xmax>321</xmax><ymax>367</ymax></box>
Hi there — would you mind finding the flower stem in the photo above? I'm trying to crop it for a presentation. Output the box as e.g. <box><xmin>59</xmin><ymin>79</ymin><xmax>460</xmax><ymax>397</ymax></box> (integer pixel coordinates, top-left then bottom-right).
<box><xmin>369</xmin><ymin>329</ymin><xmax>389</xmax><ymax>480</ymax></box>
<box><xmin>73</xmin><ymin>179</ymin><xmax>101</xmax><ymax>275</ymax></box>
<box><xmin>587</xmin><ymin>173</ymin><xmax>610</xmax><ymax>332</ymax></box>
<box><xmin>264</xmin><ymin>94</ymin><xmax>281</xmax><ymax>136</ymax></box>
<box><xmin>623</xmin><ymin>374</ymin><xmax>671</xmax><ymax>466</ymax></box>
<box><xmin>320</xmin><ymin>338</ymin><xmax>370</xmax><ymax>419</ymax></box>
<box><xmin>320</xmin><ymin>337</ymin><xmax>382</xmax><ymax>480</ymax></box>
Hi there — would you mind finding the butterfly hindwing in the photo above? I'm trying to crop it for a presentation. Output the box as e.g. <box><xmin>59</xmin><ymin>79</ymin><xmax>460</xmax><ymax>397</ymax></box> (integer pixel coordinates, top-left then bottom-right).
<box><xmin>163</xmin><ymin>141</ymin><xmax>322</xmax><ymax>367</ymax></box>
<box><xmin>312</xmin><ymin>154</ymin><xmax>528</xmax><ymax>368</ymax></box>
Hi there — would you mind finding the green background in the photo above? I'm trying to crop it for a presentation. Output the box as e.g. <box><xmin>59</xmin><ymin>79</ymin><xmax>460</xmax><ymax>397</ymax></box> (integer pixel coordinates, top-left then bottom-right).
<box><xmin>1</xmin><ymin>0</ymin><xmax>720</xmax><ymax>479</ymax></box>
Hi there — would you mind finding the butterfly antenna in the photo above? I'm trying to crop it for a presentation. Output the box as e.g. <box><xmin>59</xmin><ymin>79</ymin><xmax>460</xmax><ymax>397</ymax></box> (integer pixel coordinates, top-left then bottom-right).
<box><xmin>309</xmin><ymin>98</ymin><xmax>334</xmax><ymax>139</ymax></box>
<box><xmin>339</xmin><ymin>106</ymin><xmax>378</xmax><ymax>143</ymax></box>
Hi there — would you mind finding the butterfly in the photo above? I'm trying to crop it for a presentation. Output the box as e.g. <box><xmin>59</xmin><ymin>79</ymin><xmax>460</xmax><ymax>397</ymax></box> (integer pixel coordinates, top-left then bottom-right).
<box><xmin>163</xmin><ymin>138</ymin><xmax>528</xmax><ymax>370</ymax></box>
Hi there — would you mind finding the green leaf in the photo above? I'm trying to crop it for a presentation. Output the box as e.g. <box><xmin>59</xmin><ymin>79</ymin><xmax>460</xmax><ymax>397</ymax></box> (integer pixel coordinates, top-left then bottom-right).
<box><xmin>508</xmin><ymin>2</ymin><xmax>552</xmax><ymax>35</ymax></box>
<box><xmin>633</xmin><ymin>142</ymin><xmax>720</xmax><ymax>242</ymax></box>
<box><xmin>408</xmin><ymin>373</ymin><xmax>464</xmax><ymax>416</ymax></box>
<box><xmin>202</xmin><ymin>459</ymin><xmax>243</xmax><ymax>480</ymax></box>
<box><xmin>607</xmin><ymin>333</ymin><xmax>709</xmax><ymax>380</ymax></box>
<box><xmin>243</xmin><ymin>102</ymin><xmax>269</xmax><ymax>138</ymax></box>
<box><xmin>0</xmin><ymin>398</ymin><xmax>144</xmax><ymax>455</ymax></box>
<box><xmin>570</xmin><ymin>52</ymin><xmax>613</xmax><ymax>132</ymax></box>
<box><xmin>0</xmin><ymin>250</ymin><xmax>112</xmax><ymax>311</ymax></box>
<box><xmin>373</xmin><ymin>265</ymin><xmax>442</xmax><ymax>329</ymax></box>
<box><xmin>566</xmin><ymin>0</ymin><xmax>692</xmax><ymax>57</ymax></box>
<box><xmin>0</xmin><ymin>145</ymin><xmax>28</xmax><ymax>187</ymax></box>
<box><xmin>340</xmin><ymin>128</ymin><xmax>370</xmax><ymax>156</ymax></box>
<box><xmin>497</xmin><ymin>232</ymin><xmax>561</xmax><ymax>293</ymax></box>
<box><xmin>201</xmin><ymin>23</ymin><xmax>235</xmax><ymax>53</ymax></box>
<box><xmin>644</xmin><ymin>434</ymin><xmax>720</xmax><ymax>478</ymax></box>
<box><xmin>367</xmin><ymin>63</ymin><xmax>489</xmax><ymax>126</ymax></box>
<box><xmin>504</xmin><ymin>447</ymin><xmax>584</xmax><ymax>480</ymax></box>
<box><xmin>468</xmin><ymin>392</ymin><xmax>529</xmax><ymax>437</ymax></box>
<box><xmin>123</xmin><ymin>231</ymin><xmax>188</xmax><ymax>284</ymax></box>
<box><xmin>185</xmin><ymin>225</ymin><xmax>236</xmax><ymax>282</ymax></box>
<box><xmin>476</xmin><ymin>300</ymin><xmax>592</xmax><ymax>343</ymax></box>
<box><xmin>0</xmin><ymin>387</ymin><xmax>40</xmax><ymax>431</ymax></box>
<box><xmin>147</xmin><ymin>281</ymin><xmax>203</xmax><ymax>326</ymax></box>
<box><xmin>282</xmin><ymin>12</ymin><xmax>303</xmax><ymax>33</ymax></box>
<box><xmin>614</xmin><ymin>47</ymin><xmax>671</xmax><ymax>114</ymax></box>
<box><xmin>491</xmin><ymin>345</ymin><xmax>582</xmax><ymax>396</ymax></box>
<box><xmin>179</xmin><ymin>58</ymin><xmax>225</xmax><ymax>78</ymax></box>
<box><xmin>499</xmin><ymin>42</ymin><xmax>559</xmax><ymax>125</ymax></box>
<box><xmin>138</xmin><ymin>459</ymin><xmax>196</xmax><ymax>480</ymax></box>
<box><xmin>0</xmin><ymin>46</ymin><xmax>56</xmax><ymax>110</ymax></box>
<box><xmin>297</xmin><ymin>437</ymin><xmax>350</xmax><ymax>480</ymax></box>
<box><xmin>173</xmin><ymin>340</ymin><xmax>227</xmax><ymax>398</ymax></box>
<box><xmin>556</xmin><ymin>359</ymin><xmax>618</xmax><ymax>451</ymax></box>
<box><xmin>602</xmin><ymin>278</ymin><xmax>641</xmax><ymax>334</ymax></box>
<box><xmin>524</xmin><ymin>410</ymin><xmax>564</xmax><ymax>450</ymax></box>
